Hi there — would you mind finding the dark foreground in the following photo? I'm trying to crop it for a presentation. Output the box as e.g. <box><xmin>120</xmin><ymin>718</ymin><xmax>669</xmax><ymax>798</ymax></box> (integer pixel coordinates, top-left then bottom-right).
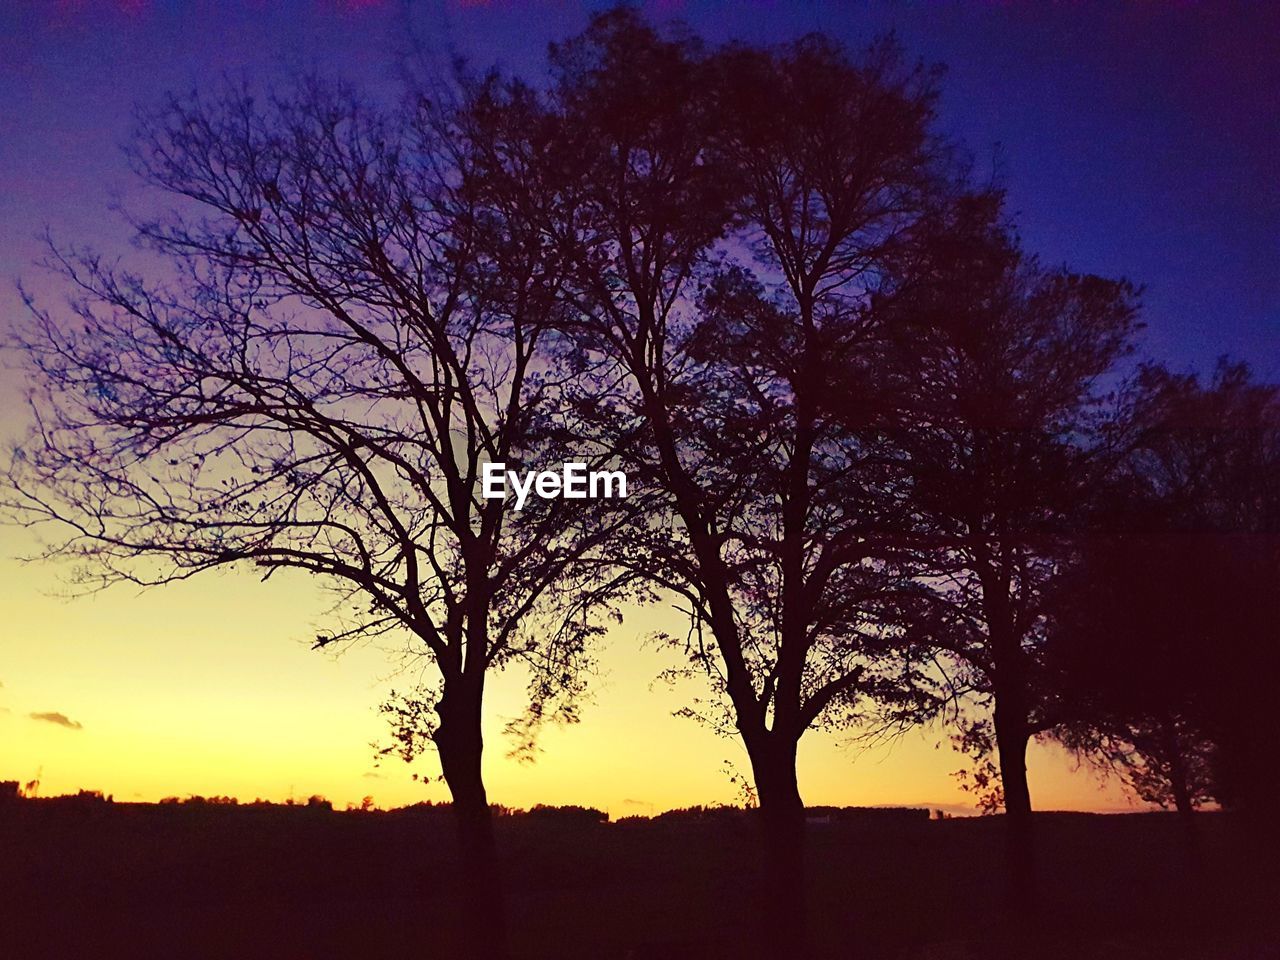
<box><xmin>3</xmin><ymin>798</ymin><xmax>1277</xmax><ymax>960</ymax></box>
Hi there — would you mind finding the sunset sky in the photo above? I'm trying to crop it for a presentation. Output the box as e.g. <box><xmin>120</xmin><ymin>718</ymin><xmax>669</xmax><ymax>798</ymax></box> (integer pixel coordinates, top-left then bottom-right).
<box><xmin>2</xmin><ymin>0</ymin><xmax>1276</xmax><ymax>816</ymax></box>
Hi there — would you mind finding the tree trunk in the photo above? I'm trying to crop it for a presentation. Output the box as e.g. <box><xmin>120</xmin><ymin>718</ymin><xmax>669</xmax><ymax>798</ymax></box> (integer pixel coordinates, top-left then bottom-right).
<box><xmin>1174</xmin><ymin>798</ymin><xmax>1203</xmax><ymax>875</ymax></box>
<box><xmin>436</xmin><ymin>685</ymin><xmax>509</xmax><ymax>960</ymax></box>
<box><xmin>1169</xmin><ymin>773</ymin><xmax>1194</xmax><ymax>819</ymax></box>
<box><xmin>983</xmin><ymin>555</ymin><xmax>1037</xmax><ymax>923</ymax></box>
<box><xmin>1161</xmin><ymin>722</ymin><xmax>1202</xmax><ymax>870</ymax></box>
<box><xmin>993</xmin><ymin>702</ymin><xmax>1036</xmax><ymax>919</ymax></box>
<box><xmin>747</xmin><ymin>734</ymin><xmax>810</xmax><ymax>959</ymax></box>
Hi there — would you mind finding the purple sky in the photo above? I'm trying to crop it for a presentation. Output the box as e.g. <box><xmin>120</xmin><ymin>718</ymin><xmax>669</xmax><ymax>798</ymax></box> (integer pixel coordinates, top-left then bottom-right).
<box><xmin>2</xmin><ymin>0</ymin><xmax>1277</xmax><ymax>377</ymax></box>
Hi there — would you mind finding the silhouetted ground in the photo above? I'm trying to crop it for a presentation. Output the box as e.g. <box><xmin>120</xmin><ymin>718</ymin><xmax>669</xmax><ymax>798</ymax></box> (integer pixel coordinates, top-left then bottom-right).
<box><xmin>3</xmin><ymin>797</ymin><xmax>1277</xmax><ymax>959</ymax></box>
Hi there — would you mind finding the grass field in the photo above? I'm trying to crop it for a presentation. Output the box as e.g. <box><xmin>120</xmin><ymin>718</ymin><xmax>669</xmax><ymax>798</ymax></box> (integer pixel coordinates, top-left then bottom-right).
<box><xmin>4</xmin><ymin>798</ymin><xmax>1276</xmax><ymax>959</ymax></box>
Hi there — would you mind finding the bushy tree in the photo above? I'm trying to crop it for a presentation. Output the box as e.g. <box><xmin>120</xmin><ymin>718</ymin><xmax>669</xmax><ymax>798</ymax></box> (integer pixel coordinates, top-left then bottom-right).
<box><xmin>461</xmin><ymin>12</ymin><xmax>962</xmax><ymax>950</ymax></box>
<box><xmin>886</xmin><ymin>207</ymin><xmax>1141</xmax><ymax>907</ymax></box>
<box><xmin>1047</xmin><ymin>360</ymin><xmax>1280</xmax><ymax>825</ymax></box>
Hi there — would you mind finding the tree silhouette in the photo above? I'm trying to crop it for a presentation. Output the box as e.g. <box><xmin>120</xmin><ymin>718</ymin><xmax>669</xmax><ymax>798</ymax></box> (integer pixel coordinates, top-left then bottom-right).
<box><xmin>1047</xmin><ymin>532</ymin><xmax>1219</xmax><ymax>821</ymax></box>
<box><xmin>467</xmin><ymin>12</ymin><xmax>961</xmax><ymax>952</ymax></box>
<box><xmin>5</xmin><ymin>77</ymin><xmax>632</xmax><ymax>958</ymax></box>
<box><xmin>887</xmin><ymin>207</ymin><xmax>1141</xmax><ymax>911</ymax></box>
<box><xmin>1047</xmin><ymin>360</ymin><xmax>1280</xmax><ymax>829</ymax></box>
<box><xmin>1127</xmin><ymin>362</ymin><xmax>1280</xmax><ymax>822</ymax></box>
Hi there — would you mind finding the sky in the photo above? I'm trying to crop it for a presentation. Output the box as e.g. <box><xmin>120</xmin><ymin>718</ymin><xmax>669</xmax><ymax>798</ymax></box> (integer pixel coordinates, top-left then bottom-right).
<box><xmin>1</xmin><ymin>0</ymin><xmax>1276</xmax><ymax>815</ymax></box>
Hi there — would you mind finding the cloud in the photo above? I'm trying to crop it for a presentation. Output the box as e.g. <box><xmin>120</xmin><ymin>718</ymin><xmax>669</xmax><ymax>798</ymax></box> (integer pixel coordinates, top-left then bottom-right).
<box><xmin>29</xmin><ymin>711</ymin><xmax>83</xmax><ymax>730</ymax></box>
<box><xmin>361</xmin><ymin>771</ymin><xmax>386</xmax><ymax>780</ymax></box>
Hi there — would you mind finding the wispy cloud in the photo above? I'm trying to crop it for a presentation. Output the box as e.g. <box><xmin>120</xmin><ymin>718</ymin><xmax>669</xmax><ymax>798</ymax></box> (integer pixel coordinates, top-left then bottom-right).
<box><xmin>362</xmin><ymin>771</ymin><xmax>386</xmax><ymax>780</ymax></box>
<box><xmin>29</xmin><ymin>711</ymin><xmax>83</xmax><ymax>730</ymax></box>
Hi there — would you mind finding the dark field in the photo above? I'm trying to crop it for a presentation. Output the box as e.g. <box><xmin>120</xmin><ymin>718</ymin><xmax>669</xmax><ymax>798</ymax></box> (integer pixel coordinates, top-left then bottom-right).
<box><xmin>3</xmin><ymin>800</ymin><xmax>1277</xmax><ymax>960</ymax></box>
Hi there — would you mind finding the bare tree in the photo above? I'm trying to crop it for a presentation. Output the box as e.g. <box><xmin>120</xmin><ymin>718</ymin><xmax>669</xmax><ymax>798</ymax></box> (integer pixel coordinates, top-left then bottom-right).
<box><xmin>5</xmin><ymin>77</ymin><xmax>630</xmax><ymax>958</ymax></box>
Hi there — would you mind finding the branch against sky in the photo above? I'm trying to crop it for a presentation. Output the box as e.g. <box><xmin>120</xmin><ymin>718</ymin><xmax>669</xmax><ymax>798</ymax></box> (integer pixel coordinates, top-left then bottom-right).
<box><xmin>3</xmin><ymin>73</ymin><xmax>639</xmax><ymax>960</ymax></box>
<box><xmin>876</xmin><ymin>198</ymin><xmax>1141</xmax><ymax>912</ymax></box>
<box><xmin>466</xmin><ymin>12</ymin><xmax>969</xmax><ymax>952</ymax></box>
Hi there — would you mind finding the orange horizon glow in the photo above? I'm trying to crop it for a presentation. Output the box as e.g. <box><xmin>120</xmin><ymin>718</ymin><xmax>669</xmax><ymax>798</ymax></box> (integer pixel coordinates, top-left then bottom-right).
<box><xmin>1</xmin><ymin>535</ymin><xmax>1140</xmax><ymax>820</ymax></box>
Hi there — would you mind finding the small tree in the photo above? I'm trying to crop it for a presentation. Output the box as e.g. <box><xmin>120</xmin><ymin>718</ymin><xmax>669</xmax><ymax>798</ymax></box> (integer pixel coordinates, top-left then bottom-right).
<box><xmin>1047</xmin><ymin>529</ymin><xmax>1219</xmax><ymax>822</ymax></box>
<box><xmin>1128</xmin><ymin>361</ymin><xmax>1280</xmax><ymax>820</ymax></box>
<box><xmin>1047</xmin><ymin>360</ymin><xmax>1280</xmax><ymax>826</ymax></box>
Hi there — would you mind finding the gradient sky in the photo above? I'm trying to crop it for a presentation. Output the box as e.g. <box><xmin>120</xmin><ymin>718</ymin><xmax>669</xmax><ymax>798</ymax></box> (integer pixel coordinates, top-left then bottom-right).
<box><xmin>1</xmin><ymin>0</ymin><xmax>1276</xmax><ymax>815</ymax></box>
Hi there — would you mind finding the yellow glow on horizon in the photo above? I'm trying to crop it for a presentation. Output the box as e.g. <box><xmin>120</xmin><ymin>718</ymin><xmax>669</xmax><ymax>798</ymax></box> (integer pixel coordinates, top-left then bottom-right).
<box><xmin>1</xmin><ymin>537</ymin><xmax>1137</xmax><ymax>817</ymax></box>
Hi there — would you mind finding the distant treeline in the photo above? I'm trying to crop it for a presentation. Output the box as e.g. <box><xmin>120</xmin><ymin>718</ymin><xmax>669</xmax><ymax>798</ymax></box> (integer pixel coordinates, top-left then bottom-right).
<box><xmin>0</xmin><ymin>783</ymin><xmax>927</xmax><ymax>826</ymax></box>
